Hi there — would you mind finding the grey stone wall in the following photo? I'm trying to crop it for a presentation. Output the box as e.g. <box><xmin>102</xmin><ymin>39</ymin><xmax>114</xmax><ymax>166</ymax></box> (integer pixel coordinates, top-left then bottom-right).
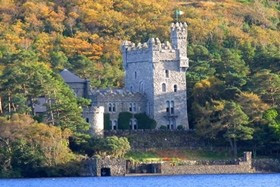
<box><xmin>104</xmin><ymin>130</ymin><xmax>203</xmax><ymax>150</ymax></box>
<box><xmin>121</xmin><ymin>23</ymin><xmax>189</xmax><ymax>129</ymax></box>
<box><xmin>253</xmin><ymin>158</ymin><xmax>280</xmax><ymax>172</ymax></box>
<box><xmin>87</xmin><ymin>89</ymin><xmax>146</xmax><ymax>129</ymax></box>
<box><xmin>95</xmin><ymin>157</ymin><xmax>127</xmax><ymax>176</ymax></box>
<box><xmin>161</xmin><ymin>152</ymin><xmax>254</xmax><ymax>175</ymax></box>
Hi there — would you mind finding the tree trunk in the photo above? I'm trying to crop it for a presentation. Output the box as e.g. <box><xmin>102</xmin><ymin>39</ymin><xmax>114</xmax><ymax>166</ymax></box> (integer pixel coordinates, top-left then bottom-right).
<box><xmin>228</xmin><ymin>138</ymin><xmax>234</xmax><ymax>156</ymax></box>
<box><xmin>233</xmin><ymin>138</ymin><xmax>238</xmax><ymax>158</ymax></box>
<box><xmin>0</xmin><ymin>96</ymin><xmax>3</xmax><ymax>114</ymax></box>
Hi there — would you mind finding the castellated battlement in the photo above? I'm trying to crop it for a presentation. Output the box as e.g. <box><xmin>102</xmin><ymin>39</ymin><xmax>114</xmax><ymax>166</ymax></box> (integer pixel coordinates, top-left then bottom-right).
<box><xmin>171</xmin><ymin>22</ymin><xmax>188</xmax><ymax>31</ymax></box>
<box><xmin>121</xmin><ymin>22</ymin><xmax>188</xmax><ymax>69</ymax></box>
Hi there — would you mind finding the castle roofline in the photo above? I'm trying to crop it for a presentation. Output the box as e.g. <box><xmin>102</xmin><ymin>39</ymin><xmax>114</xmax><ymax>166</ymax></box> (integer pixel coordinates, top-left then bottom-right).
<box><xmin>89</xmin><ymin>88</ymin><xmax>144</xmax><ymax>97</ymax></box>
<box><xmin>60</xmin><ymin>69</ymin><xmax>86</xmax><ymax>83</ymax></box>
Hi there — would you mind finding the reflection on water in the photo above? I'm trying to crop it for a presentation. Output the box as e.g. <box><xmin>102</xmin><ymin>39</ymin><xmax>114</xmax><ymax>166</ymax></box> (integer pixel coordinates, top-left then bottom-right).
<box><xmin>0</xmin><ymin>174</ymin><xmax>280</xmax><ymax>187</ymax></box>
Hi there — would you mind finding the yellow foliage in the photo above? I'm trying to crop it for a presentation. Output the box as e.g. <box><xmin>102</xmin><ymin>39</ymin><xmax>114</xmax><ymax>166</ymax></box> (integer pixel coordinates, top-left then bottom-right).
<box><xmin>61</xmin><ymin>37</ymin><xmax>103</xmax><ymax>60</ymax></box>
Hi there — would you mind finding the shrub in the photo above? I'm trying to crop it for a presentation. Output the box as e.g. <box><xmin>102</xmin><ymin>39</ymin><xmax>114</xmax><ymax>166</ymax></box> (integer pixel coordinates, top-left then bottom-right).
<box><xmin>159</xmin><ymin>125</ymin><xmax>167</xmax><ymax>130</ymax></box>
<box><xmin>104</xmin><ymin>113</ymin><xmax>111</xmax><ymax>130</ymax></box>
<box><xmin>135</xmin><ymin>113</ymin><xmax>157</xmax><ymax>129</ymax></box>
<box><xmin>93</xmin><ymin>136</ymin><xmax>131</xmax><ymax>158</ymax></box>
<box><xmin>177</xmin><ymin>125</ymin><xmax>185</xmax><ymax>130</ymax></box>
<box><xmin>118</xmin><ymin>112</ymin><xmax>133</xmax><ymax>129</ymax></box>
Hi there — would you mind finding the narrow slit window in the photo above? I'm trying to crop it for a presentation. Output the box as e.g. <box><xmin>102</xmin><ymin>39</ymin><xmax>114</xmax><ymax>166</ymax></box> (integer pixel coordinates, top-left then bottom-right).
<box><xmin>174</xmin><ymin>85</ymin><xmax>177</xmax><ymax>92</ymax></box>
<box><xmin>165</xmin><ymin>70</ymin><xmax>169</xmax><ymax>78</ymax></box>
<box><xmin>162</xmin><ymin>83</ymin><xmax>166</xmax><ymax>92</ymax></box>
<box><xmin>166</xmin><ymin>101</ymin><xmax>170</xmax><ymax>113</ymax></box>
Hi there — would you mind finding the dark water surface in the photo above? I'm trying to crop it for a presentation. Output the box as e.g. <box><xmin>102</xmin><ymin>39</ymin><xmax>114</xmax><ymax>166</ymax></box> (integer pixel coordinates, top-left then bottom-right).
<box><xmin>0</xmin><ymin>174</ymin><xmax>280</xmax><ymax>187</ymax></box>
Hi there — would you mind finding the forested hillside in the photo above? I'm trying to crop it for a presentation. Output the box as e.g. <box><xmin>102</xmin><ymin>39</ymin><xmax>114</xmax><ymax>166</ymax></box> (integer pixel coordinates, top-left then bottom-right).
<box><xmin>0</xmin><ymin>0</ymin><xmax>279</xmax><ymax>177</ymax></box>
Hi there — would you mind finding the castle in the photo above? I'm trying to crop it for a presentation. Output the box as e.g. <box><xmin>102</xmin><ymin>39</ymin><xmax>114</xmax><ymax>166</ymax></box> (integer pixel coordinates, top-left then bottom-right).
<box><xmin>35</xmin><ymin>22</ymin><xmax>189</xmax><ymax>134</ymax></box>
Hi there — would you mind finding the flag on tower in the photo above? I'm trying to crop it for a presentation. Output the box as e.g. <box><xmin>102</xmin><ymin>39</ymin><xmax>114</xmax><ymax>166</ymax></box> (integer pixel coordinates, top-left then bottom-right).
<box><xmin>175</xmin><ymin>10</ymin><xmax>184</xmax><ymax>16</ymax></box>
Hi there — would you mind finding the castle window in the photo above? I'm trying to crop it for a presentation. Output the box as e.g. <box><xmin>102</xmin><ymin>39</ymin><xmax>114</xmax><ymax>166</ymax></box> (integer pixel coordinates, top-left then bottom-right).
<box><xmin>108</xmin><ymin>103</ymin><xmax>112</xmax><ymax>112</ymax></box>
<box><xmin>166</xmin><ymin>101</ymin><xmax>170</xmax><ymax>113</ymax></box>
<box><xmin>129</xmin><ymin>118</ymin><xmax>137</xmax><ymax>130</ymax></box>
<box><xmin>139</xmin><ymin>81</ymin><xmax>144</xmax><ymax>93</ymax></box>
<box><xmin>108</xmin><ymin>103</ymin><xmax>116</xmax><ymax>113</ymax></box>
<box><xmin>129</xmin><ymin>103</ymin><xmax>137</xmax><ymax>112</ymax></box>
<box><xmin>112</xmin><ymin>103</ymin><xmax>116</xmax><ymax>112</ymax></box>
<box><xmin>111</xmin><ymin>120</ymin><xmax>118</xmax><ymax>130</ymax></box>
<box><xmin>86</xmin><ymin>118</ymin><xmax>89</xmax><ymax>123</ymax></box>
<box><xmin>129</xmin><ymin>103</ymin><xmax>133</xmax><ymax>112</ymax></box>
<box><xmin>165</xmin><ymin>70</ymin><xmax>169</xmax><ymax>78</ymax></box>
<box><xmin>135</xmin><ymin>71</ymin><xmax>137</xmax><ymax>79</ymax></box>
<box><xmin>130</xmin><ymin>86</ymin><xmax>133</xmax><ymax>92</ymax></box>
<box><xmin>174</xmin><ymin>85</ymin><xmax>177</xmax><ymax>92</ymax></box>
<box><xmin>162</xmin><ymin>83</ymin><xmax>166</xmax><ymax>92</ymax></box>
<box><xmin>133</xmin><ymin>103</ymin><xmax>137</xmax><ymax>112</ymax></box>
<box><xmin>170</xmin><ymin>101</ymin><xmax>175</xmax><ymax>114</ymax></box>
<box><xmin>167</xmin><ymin>118</ymin><xmax>176</xmax><ymax>130</ymax></box>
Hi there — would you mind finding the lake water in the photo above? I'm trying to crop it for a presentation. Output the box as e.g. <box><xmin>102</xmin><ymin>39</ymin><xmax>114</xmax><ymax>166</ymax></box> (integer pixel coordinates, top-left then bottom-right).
<box><xmin>0</xmin><ymin>174</ymin><xmax>280</xmax><ymax>187</ymax></box>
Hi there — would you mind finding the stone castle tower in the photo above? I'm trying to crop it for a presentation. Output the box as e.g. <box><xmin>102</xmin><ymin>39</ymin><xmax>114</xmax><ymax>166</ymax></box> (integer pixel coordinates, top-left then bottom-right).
<box><xmin>121</xmin><ymin>22</ymin><xmax>189</xmax><ymax>129</ymax></box>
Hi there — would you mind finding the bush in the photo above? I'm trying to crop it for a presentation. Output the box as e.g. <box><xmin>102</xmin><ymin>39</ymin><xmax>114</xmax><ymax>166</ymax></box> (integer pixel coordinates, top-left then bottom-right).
<box><xmin>93</xmin><ymin>136</ymin><xmax>131</xmax><ymax>158</ymax></box>
<box><xmin>135</xmin><ymin>113</ymin><xmax>157</xmax><ymax>129</ymax></box>
<box><xmin>118</xmin><ymin>112</ymin><xmax>133</xmax><ymax>129</ymax></box>
<box><xmin>159</xmin><ymin>125</ymin><xmax>167</xmax><ymax>130</ymax></box>
<box><xmin>104</xmin><ymin>113</ymin><xmax>111</xmax><ymax>130</ymax></box>
<box><xmin>177</xmin><ymin>125</ymin><xmax>185</xmax><ymax>130</ymax></box>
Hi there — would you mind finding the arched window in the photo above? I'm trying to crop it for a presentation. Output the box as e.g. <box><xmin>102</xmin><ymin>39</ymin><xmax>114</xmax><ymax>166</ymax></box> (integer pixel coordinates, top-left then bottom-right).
<box><xmin>166</xmin><ymin>101</ymin><xmax>170</xmax><ymax>113</ymax></box>
<box><xmin>174</xmin><ymin>85</ymin><xmax>177</xmax><ymax>92</ymax></box>
<box><xmin>139</xmin><ymin>81</ymin><xmax>144</xmax><ymax>93</ymax></box>
<box><xmin>112</xmin><ymin>103</ymin><xmax>116</xmax><ymax>112</ymax></box>
<box><xmin>130</xmin><ymin>86</ymin><xmax>133</xmax><ymax>92</ymax></box>
<box><xmin>129</xmin><ymin>103</ymin><xmax>133</xmax><ymax>112</ymax></box>
<box><xmin>165</xmin><ymin>70</ymin><xmax>169</xmax><ymax>78</ymax></box>
<box><xmin>162</xmin><ymin>83</ymin><xmax>166</xmax><ymax>92</ymax></box>
<box><xmin>170</xmin><ymin>101</ymin><xmax>175</xmax><ymax>114</ymax></box>
<box><xmin>111</xmin><ymin>120</ymin><xmax>118</xmax><ymax>130</ymax></box>
<box><xmin>135</xmin><ymin>71</ymin><xmax>137</xmax><ymax>79</ymax></box>
<box><xmin>108</xmin><ymin>103</ymin><xmax>112</xmax><ymax>112</ymax></box>
<box><xmin>129</xmin><ymin>118</ymin><xmax>137</xmax><ymax>130</ymax></box>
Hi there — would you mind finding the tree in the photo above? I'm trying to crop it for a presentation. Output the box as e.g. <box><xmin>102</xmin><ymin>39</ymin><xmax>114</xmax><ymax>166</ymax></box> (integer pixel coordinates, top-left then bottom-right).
<box><xmin>0</xmin><ymin>114</ymin><xmax>75</xmax><ymax>177</ymax></box>
<box><xmin>92</xmin><ymin>136</ymin><xmax>130</xmax><ymax>158</ymax></box>
<box><xmin>0</xmin><ymin>58</ymin><xmax>89</xmax><ymax>133</ymax></box>
<box><xmin>250</xmin><ymin>70</ymin><xmax>280</xmax><ymax>108</ymax></box>
<box><xmin>195</xmin><ymin>100</ymin><xmax>252</xmax><ymax>157</ymax></box>
<box><xmin>263</xmin><ymin>109</ymin><xmax>280</xmax><ymax>137</ymax></box>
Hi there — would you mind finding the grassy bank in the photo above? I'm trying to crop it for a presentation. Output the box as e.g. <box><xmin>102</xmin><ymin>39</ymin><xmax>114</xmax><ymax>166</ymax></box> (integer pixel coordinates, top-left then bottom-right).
<box><xmin>125</xmin><ymin>149</ymin><xmax>233</xmax><ymax>163</ymax></box>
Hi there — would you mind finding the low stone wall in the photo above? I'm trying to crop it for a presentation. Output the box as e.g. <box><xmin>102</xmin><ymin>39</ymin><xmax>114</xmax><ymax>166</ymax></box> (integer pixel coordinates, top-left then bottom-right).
<box><xmin>161</xmin><ymin>152</ymin><xmax>255</xmax><ymax>175</ymax></box>
<box><xmin>104</xmin><ymin>130</ymin><xmax>206</xmax><ymax>150</ymax></box>
<box><xmin>79</xmin><ymin>157</ymin><xmax>126</xmax><ymax>177</ymax></box>
<box><xmin>95</xmin><ymin>157</ymin><xmax>126</xmax><ymax>176</ymax></box>
<box><xmin>253</xmin><ymin>159</ymin><xmax>280</xmax><ymax>173</ymax></box>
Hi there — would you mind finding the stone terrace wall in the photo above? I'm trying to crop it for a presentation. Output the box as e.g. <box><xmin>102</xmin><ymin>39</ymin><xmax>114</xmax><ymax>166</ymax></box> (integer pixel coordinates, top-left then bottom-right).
<box><xmin>95</xmin><ymin>158</ymin><xmax>127</xmax><ymax>176</ymax></box>
<box><xmin>161</xmin><ymin>152</ymin><xmax>255</xmax><ymax>175</ymax></box>
<box><xmin>253</xmin><ymin>159</ymin><xmax>280</xmax><ymax>172</ymax></box>
<box><xmin>104</xmin><ymin>130</ymin><xmax>206</xmax><ymax>150</ymax></box>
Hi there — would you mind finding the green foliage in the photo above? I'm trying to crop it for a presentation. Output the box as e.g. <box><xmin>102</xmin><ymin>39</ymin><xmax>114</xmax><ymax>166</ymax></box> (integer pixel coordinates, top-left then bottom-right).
<box><xmin>160</xmin><ymin>125</ymin><xmax>168</xmax><ymax>130</ymax></box>
<box><xmin>0</xmin><ymin>60</ymin><xmax>89</xmax><ymax>133</ymax></box>
<box><xmin>104</xmin><ymin>113</ymin><xmax>111</xmax><ymax>130</ymax></box>
<box><xmin>0</xmin><ymin>114</ymin><xmax>75</xmax><ymax>177</ymax></box>
<box><xmin>135</xmin><ymin>113</ymin><xmax>156</xmax><ymax>129</ymax></box>
<box><xmin>93</xmin><ymin>136</ymin><xmax>131</xmax><ymax>158</ymax></box>
<box><xmin>118</xmin><ymin>112</ymin><xmax>133</xmax><ymax>130</ymax></box>
<box><xmin>263</xmin><ymin>109</ymin><xmax>280</xmax><ymax>137</ymax></box>
<box><xmin>177</xmin><ymin>125</ymin><xmax>185</xmax><ymax>130</ymax></box>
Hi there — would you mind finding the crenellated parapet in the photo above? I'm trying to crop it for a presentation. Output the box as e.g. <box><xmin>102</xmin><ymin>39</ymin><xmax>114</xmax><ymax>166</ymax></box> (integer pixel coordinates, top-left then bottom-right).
<box><xmin>121</xmin><ymin>22</ymin><xmax>189</xmax><ymax>69</ymax></box>
<box><xmin>171</xmin><ymin>22</ymin><xmax>188</xmax><ymax>32</ymax></box>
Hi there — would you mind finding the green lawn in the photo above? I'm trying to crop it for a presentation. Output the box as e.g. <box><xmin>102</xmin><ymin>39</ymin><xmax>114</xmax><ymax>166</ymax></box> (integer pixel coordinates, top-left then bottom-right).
<box><xmin>125</xmin><ymin>149</ymin><xmax>233</xmax><ymax>162</ymax></box>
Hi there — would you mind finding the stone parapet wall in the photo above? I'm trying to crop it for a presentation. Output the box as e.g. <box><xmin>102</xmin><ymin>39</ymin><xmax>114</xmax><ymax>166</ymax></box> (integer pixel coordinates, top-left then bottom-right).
<box><xmin>161</xmin><ymin>152</ymin><xmax>254</xmax><ymax>175</ymax></box>
<box><xmin>104</xmin><ymin>130</ymin><xmax>204</xmax><ymax>150</ymax></box>
<box><xmin>253</xmin><ymin>159</ymin><xmax>280</xmax><ymax>172</ymax></box>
